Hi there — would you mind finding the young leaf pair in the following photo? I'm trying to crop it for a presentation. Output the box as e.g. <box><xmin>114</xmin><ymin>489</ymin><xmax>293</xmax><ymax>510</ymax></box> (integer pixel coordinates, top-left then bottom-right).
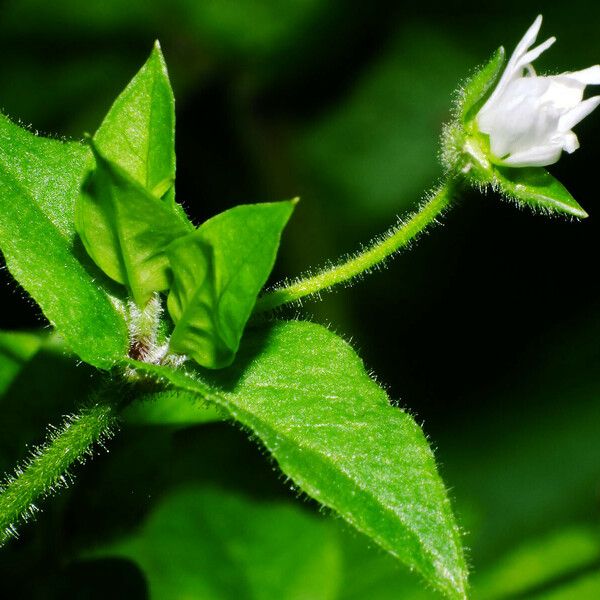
<box><xmin>75</xmin><ymin>44</ymin><xmax>294</xmax><ymax>369</ymax></box>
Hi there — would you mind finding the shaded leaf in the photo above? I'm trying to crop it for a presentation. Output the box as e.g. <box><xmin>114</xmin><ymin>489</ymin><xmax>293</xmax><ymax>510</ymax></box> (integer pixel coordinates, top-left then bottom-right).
<box><xmin>0</xmin><ymin>331</ymin><xmax>43</xmax><ymax>397</ymax></box>
<box><xmin>92</xmin><ymin>485</ymin><xmax>341</xmax><ymax>600</ymax></box>
<box><xmin>122</xmin><ymin>389</ymin><xmax>223</xmax><ymax>427</ymax></box>
<box><xmin>130</xmin><ymin>320</ymin><xmax>467</xmax><ymax>598</ymax></box>
<box><xmin>0</xmin><ymin>116</ymin><xmax>128</xmax><ymax>368</ymax></box>
<box><xmin>76</xmin><ymin>143</ymin><xmax>191</xmax><ymax>306</ymax></box>
<box><xmin>167</xmin><ymin>201</ymin><xmax>295</xmax><ymax>368</ymax></box>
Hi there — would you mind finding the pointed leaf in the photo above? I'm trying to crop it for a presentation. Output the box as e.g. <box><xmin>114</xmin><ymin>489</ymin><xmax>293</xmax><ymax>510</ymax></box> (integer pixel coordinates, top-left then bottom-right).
<box><xmin>495</xmin><ymin>165</ymin><xmax>588</xmax><ymax>218</ymax></box>
<box><xmin>75</xmin><ymin>143</ymin><xmax>191</xmax><ymax>306</ymax></box>
<box><xmin>459</xmin><ymin>47</ymin><xmax>505</xmax><ymax>124</ymax></box>
<box><xmin>167</xmin><ymin>201</ymin><xmax>295</xmax><ymax>368</ymax></box>
<box><xmin>0</xmin><ymin>116</ymin><xmax>128</xmax><ymax>368</ymax></box>
<box><xmin>130</xmin><ymin>321</ymin><xmax>468</xmax><ymax>598</ymax></box>
<box><xmin>95</xmin><ymin>42</ymin><xmax>175</xmax><ymax>201</ymax></box>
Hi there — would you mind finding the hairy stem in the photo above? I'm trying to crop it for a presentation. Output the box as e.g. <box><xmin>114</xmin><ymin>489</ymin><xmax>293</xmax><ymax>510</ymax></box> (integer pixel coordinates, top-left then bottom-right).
<box><xmin>255</xmin><ymin>177</ymin><xmax>459</xmax><ymax>313</ymax></box>
<box><xmin>0</xmin><ymin>393</ymin><xmax>119</xmax><ymax>546</ymax></box>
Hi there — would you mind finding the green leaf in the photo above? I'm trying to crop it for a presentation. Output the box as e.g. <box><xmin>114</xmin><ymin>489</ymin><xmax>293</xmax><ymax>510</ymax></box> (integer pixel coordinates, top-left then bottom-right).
<box><xmin>94</xmin><ymin>41</ymin><xmax>176</xmax><ymax>203</ymax></box>
<box><xmin>167</xmin><ymin>201</ymin><xmax>295</xmax><ymax>368</ymax></box>
<box><xmin>459</xmin><ymin>47</ymin><xmax>505</xmax><ymax>124</ymax></box>
<box><xmin>0</xmin><ymin>116</ymin><xmax>128</xmax><ymax>369</ymax></box>
<box><xmin>91</xmin><ymin>486</ymin><xmax>341</xmax><ymax>600</ymax></box>
<box><xmin>75</xmin><ymin>143</ymin><xmax>191</xmax><ymax>306</ymax></box>
<box><xmin>495</xmin><ymin>166</ymin><xmax>588</xmax><ymax>219</ymax></box>
<box><xmin>130</xmin><ymin>320</ymin><xmax>468</xmax><ymax>598</ymax></box>
<box><xmin>122</xmin><ymin>389</ymin><xmax>223</xmax><ymax>427</ymax></box>
<box><xmin>473</xmin><ymin>525</ymin><xmax>600</xmax><ymax>600</ymax></box>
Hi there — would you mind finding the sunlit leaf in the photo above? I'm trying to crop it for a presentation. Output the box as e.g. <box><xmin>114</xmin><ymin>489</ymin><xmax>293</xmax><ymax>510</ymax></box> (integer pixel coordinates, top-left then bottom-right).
<box><xmin>94</xmin><ymin>41</ymin><xmax>189</xmax><ymax>222</ymax></box>
<box><xmin>167</xmin><ymin>201</ymin><xmax>295</xmax><ymax>368</ymax></box>
<box><xmin>0</xmin><ymin>116</ymin><xmax>128</xmax><ymax>368</ymax></box>
<box><xmin>130</xmin><ymin>320</ymin><xmax>468</xmax><ymax>598</ymax></box>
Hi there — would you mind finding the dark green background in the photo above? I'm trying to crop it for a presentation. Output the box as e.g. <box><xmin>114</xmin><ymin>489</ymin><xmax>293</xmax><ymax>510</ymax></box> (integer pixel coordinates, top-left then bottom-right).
<box><xmin>0</xmin><ymin>1</ymin><xmax>598</xmax><ymax>598</ymax></box>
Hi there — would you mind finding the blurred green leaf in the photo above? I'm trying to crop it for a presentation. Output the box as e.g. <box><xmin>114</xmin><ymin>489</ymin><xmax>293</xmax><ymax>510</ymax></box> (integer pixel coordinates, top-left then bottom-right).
<box><xmin>532</xmin><ymin>571</ymin><xmax>600</xmax><ymax>599</ymax></box>
<box><xmin>0</xmin><ymin>116</ymin><xmax>128</xmax><ymax>368</ymax></box>
<box><xmin>473</xmin><ymin>525</ymin><xmax>600</xmax><ymax>599</ymax></box>
<box><xmin>295</xmin><ymin>28</ymin><xmax>472</xmax><ymax>219</ymax></box>
<box><xmin>0</xmin><ymin>334</ymin><xmax>97</xmax><ymax>471</ymax></box>
<box><xmin>130</xmin><ymin>320</ymin><xmax>467</xmax><ymax>598</ymax></box>
<box><xmin>177</xmin><ymin>0</ymin><xmax>325</xmax><ymax>59</ymax></box>
<box><xmin>76</xmin><ymin>144</ymin><xmax>190</xmax><ymax>306</ymax></box>
<box><xmin>167</xmin><ymin>201</ymin><xmax>295</xmax><ymax>368</ymax></box>
<box><xmin>92</xmin><ymin>485</ymin><xmax>341</xmax><ymax>600</ymax></box>
<box><xmin>0</xmin><ymin>331</ymin><xmax>43</xmax><ymax>396</ymax></box>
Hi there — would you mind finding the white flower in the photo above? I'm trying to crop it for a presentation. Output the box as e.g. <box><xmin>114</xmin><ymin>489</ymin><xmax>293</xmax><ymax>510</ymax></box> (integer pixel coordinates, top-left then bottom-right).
<box><xmin>476</xmin><ymin>15</ymin><xmax>600</xmax><ymax>167</ymax></box>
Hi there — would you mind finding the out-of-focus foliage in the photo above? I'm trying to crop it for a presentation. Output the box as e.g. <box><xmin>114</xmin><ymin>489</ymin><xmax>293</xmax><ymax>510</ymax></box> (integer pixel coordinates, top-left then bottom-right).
<box><xmin>0</xmin><ymin>0</ymin><xmax>599</xmax><ymax>598</ymax></box>
<box><xmin>92</xmin><ymin>485</ymin><xmax>342</xmax><ymax>600</ymax></box>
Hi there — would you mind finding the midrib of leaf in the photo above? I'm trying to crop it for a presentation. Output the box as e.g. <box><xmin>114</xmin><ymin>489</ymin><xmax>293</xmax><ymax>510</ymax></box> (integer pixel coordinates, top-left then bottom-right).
<box><xmin>144</xmin><ymin>65</ymin><xmax>158</xmax><ymax>192</ymax></box>
<box><xmin>127</xmin><ymin>357</ymin><xmax>466</xmax><ymax>598</ymax></box>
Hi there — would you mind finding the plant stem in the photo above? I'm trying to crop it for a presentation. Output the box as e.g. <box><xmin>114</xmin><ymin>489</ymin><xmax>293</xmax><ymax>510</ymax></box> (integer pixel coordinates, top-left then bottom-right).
<box><xmin>0</xmin><ymin>393</ymin><xmax>119</xmax><ymax>546</ymax></box>
<box><xmin>254</xmin><ymin>177</ymin><xmax>459</xmax><ymax>313</ymax></box>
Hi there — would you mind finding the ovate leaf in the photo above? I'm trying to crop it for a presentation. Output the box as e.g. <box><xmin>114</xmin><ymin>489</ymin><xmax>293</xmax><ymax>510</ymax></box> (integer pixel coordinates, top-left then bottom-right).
<box><xmin>495</xmin><ymin>165</ymin><xmax>588</xmax><ymax>218</ymax></box>
<box><xmin>130</xmin><ymin>321</ymin><xmax>468</xmax><ymax>598</ymax></box>
<box><xmin>167</xmin><ymin>201</ymin><xmax>295</xmax><ymax>368</ymax></box>
<box><xmin>94</xmin><ymin>41</ymin><xmax>176</xmax><ymax>203</ymax></box>
<box><xmin>91</xmin><ymin>486</ymin><xmax>341</xmax><ymax>600</ymax></box>
<box><xmin>459</xmin><ymin>47</ymin><xmax>505</xmax><ymax>124</ymax></box>
<box><xmin>0</xmin><ymin>116</ymin><xmax>128</xmax><ymax>368</ymax></box>
<box><xmin>75</xmin><ymin>143</ymin><xmax>191</xmax><ymax>306</ymax></box>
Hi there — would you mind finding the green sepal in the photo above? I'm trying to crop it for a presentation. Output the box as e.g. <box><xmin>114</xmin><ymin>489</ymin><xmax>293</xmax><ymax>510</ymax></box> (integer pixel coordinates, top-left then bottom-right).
<box><xmin>495</xmin><ymin>166</ymin><xmax>588</xmax><ymax>218</ymax></box>
<box><xmin>455</xmin><ymin>132</ymin><xmax>589</xmax><ymax>218</ymax></box>
<box><xmin>459</xmin><ymin>46</ymin><xmax>505</xmax><ymax>124</ymax></box>
<box><xmin>167</xmin><ymin>201</ymin><xmax>296</xmax><ymax>369</ymax></box>
<box><xmin>75</xmin><ymin>141</ymin><xmax>191</xmax><ymax>306</ymax></box>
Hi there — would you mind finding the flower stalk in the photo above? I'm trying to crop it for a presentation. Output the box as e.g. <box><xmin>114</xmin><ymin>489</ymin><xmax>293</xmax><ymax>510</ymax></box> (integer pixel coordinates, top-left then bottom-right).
<box><xmin>0</xmin><ymin>393</ymin><xmax>119</xmax><ymax>546</ymax></box>
<box><xmin>254</xmin><ymin>177</ymin><xmax>459</xmax><ymax>313</ymax></box>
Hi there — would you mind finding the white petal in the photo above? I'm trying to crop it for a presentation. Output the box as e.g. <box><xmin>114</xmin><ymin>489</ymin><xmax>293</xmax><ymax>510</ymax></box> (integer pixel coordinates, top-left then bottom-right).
<box><xmin>563</xmin><ymin>65</ymin><xmax>600</xmax><ymax>85</ymax></box>
<box><xmin>558</xmin><ymin>95</ymin><xmax>600</xmax><ymax>131</ymax></box>
<box><xmin>559</xmin><ymin>131</ymin><xmax>580</xmax><ymax>153</ymax></box>
<box><xmin>540</xmin><ymin>77</ymin><xmax>585</xmax><ymax>110</ymax></box>
<box><xmin>481</xmin><ymin>16</ymin><xmax>543</xmax><ymax>112</ymax></box>
<box><xmin>513</xmin><ymin>15</ymin><xmax>544</xmax><ymax>60</ymax></box>
<box><xmin>518</xmin><ymin>36</ymin><xmax>556</xmax><ymax>68</ymax></box>
<box><xmin>502</xmin><ymin>144</ymin><xmax>563</xmax><ymax>167</ymax></box>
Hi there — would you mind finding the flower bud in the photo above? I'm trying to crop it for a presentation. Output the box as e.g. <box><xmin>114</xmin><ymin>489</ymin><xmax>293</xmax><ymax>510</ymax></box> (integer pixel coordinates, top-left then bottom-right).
<box><xmin>443</xmin><ymin>15</ymin><xmax>596</xmax><ymax>218</ymax></box>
